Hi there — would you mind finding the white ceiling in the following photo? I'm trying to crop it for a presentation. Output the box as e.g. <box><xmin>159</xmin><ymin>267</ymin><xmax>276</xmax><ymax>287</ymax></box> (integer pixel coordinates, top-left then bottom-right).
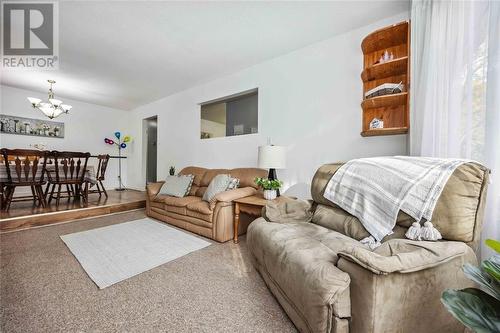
<box><xmin>1</xmin><ymin>1</ymin><xmax>409</xmax><ymax>110</ymax></box>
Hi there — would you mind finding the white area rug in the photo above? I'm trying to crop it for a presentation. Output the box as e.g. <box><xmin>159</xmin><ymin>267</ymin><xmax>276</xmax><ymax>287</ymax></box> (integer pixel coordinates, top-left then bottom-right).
<box><xmin>61</xmin><ymin>218</ymin><xmax>211</xmax><ymax>289</ymax></box>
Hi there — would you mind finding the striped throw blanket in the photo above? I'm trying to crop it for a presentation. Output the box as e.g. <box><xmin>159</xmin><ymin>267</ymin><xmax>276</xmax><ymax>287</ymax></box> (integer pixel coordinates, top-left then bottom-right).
<box><xmin>323</xmin><ymin>156</ymin><xmax>465</xmax><ymax>242</ymax></box>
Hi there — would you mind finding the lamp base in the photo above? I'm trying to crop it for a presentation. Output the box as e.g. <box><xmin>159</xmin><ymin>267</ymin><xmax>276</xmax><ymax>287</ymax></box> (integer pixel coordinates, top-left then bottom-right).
<box><xmin>268</xmin><ymin>168</ymin><xmax>280</xmax><ymax>197</ymax></box>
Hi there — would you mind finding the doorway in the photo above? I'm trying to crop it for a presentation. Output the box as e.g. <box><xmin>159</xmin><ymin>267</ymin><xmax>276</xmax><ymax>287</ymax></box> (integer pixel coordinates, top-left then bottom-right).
<box><xmin>144</xmin><ymin>116</ymin><xmax>157</xmax><ymax>184</ymax></box>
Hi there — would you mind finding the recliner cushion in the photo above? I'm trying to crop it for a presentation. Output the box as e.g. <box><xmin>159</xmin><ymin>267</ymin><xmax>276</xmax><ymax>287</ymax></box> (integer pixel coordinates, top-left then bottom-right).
<box><xmin>187</xmin><ymin>200</ymin><xmax>212</xmax><ymax>214</ymax></box>
<box><xmin>247</xmin><ymin>218</ymin><xmax>359</xmax><ymax>333</ymax></box>
<box><xmin>165</xmin><ymin>205</ymin><xmax>187</xmax><ymax>215</ymax></box>
<box><xmin>312</xmin><ymin>204</ymin><xmax>409</xmax><ymax>242</ymax></box>
<box><xmin>162</xmin><ymin>196</ymin><xmax>202</xmax><ymax>216</ymax></box>
<box><xmin>150</xmin><ymin>200</ymin><xmax>165</xmax><ymax>210</ymax></box>
<box><xmin>186</xmin><ymin>201</ymin><xmax>213</xmax><ymax>222</ymax></box>
<box><xmin>163</xmin><ymin>196</ymin><xmax>201</xmax><ymax>207</ymax></box>
<box><xmin>186</xmin><ymin>210</ymin><xmax>213</xmax><ymax>222</ymax></box>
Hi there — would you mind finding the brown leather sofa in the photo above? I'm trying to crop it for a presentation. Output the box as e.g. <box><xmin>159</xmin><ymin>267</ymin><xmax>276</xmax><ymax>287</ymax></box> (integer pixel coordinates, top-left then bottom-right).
<box><xmin>146</xmin><ymin>166</ymin><xmax>267</xmax><ymax>242</ymax></box>
<box><xmin>247</xmin><ymin>162</ymin><xmax>489</xmax><ymax>333</ymax></box>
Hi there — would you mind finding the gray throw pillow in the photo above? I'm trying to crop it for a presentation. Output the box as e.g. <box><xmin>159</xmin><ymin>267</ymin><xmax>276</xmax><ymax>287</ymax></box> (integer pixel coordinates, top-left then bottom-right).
<box><xmin>202</xmin><ymin>174</ymin><xmax>232</xmax><ymax>202</ymax></box>
<box><xmin>158</xmin><ymin>174</ymin><xmax>194</xmax><ymax>198</ymax></box>
<box><xmin>227</xmin><ymin>177</ymin><xmax>240</xmax><ymax>190</ymax></box>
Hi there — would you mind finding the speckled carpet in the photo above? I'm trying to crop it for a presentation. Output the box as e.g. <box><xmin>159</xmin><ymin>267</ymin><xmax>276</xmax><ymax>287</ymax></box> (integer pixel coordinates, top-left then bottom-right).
<box><xmin>0</xmin><ymin>210</ymin><xmax>296</xmax><ymax>333</ymax></box>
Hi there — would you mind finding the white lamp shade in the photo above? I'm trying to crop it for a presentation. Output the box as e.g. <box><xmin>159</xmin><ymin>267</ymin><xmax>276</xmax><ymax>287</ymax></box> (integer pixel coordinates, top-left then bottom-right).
<box><xmin>61</xmin><ymin>104</ymin><xmax>72</xmax><ymax>113</ymax></box>
<box><xmin>27</xmin><ymin>97</ymin><xmax>41</xmax><ymax>106</ymax></box>
<box><xmin>38</xmin><ymin>103</ymin><xmax>58</xmax><ymax>118</ymax></box>
<box><xmin>258</xmin><ymin>145</ymin><xmax>286</xmax><ymax>169</ymax></box>
<box><xmin>52</xmin><ymin>107</ymin><xmax>64</xmax><ymax>118</ymax></box>
<box><xmin>49</xmin><ymin>98</ymin><xmax>62</xmax><ymax>107</ymax></box>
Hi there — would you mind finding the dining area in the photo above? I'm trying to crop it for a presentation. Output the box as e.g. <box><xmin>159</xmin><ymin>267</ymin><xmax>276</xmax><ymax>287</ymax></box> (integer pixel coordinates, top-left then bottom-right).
<box><xmin>0</xmin><ymin>149</ymin><xmax>110</xmax><ymax>212</ymax></box>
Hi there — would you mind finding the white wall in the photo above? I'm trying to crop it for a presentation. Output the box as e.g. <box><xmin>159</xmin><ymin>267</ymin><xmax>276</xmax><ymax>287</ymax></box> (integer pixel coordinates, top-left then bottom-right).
<box><xmin>0</xmin><ymin>85</ymin><xmax>131</xmax><ymax>190</ymax></box>
<box><xmin>126</xmin><ymin>12</ymin><xmax>409</xmax><ymax>197</ymax></box>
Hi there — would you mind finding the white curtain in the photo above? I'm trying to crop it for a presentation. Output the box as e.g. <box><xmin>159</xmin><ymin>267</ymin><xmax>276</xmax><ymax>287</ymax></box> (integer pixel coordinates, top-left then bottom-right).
<box><xmin>410</xmin><ymin>0</ymin><xmax>500</xmax><ymax>258</ymax></box>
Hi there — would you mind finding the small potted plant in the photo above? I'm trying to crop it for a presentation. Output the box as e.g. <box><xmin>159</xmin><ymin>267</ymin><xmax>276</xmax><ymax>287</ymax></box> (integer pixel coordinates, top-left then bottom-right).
<box><xmin>255</xmin><ymin>177</ymin><xmax>283</xmax><ymax>200</ymax></box>
<box><xmin>169</xmin><ymin>166</ymin><xmax>176</xmax><ymax>176</ymax></box>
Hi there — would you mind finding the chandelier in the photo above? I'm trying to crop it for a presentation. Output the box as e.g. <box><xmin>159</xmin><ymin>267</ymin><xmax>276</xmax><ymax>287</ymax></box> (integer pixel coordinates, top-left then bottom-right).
<box><xmin>27</xmin><ymin>80</ymin><xmax>72</xmax><ymax>119</ymax></box>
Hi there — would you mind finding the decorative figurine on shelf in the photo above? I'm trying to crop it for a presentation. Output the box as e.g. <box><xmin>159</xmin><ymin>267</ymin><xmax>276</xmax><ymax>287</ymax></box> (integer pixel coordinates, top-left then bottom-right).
<box><xmin>370</xmin><ymin>117</ymin><xmax>384</xmax><ymax>129</ymax></box>
<box><xmin>169</xmin><ymin>166</ymin><xmax>176</xmax><ymax>176</ymax></box>
<box><xmin>376</xmin><ymin>50</ymin><xmax>395</xmax><ymax>65</ymax></box>
<box><xmin>104</xmin><ymin>131</ymin><xmax>131</xmax><ymax>191</ymax></box>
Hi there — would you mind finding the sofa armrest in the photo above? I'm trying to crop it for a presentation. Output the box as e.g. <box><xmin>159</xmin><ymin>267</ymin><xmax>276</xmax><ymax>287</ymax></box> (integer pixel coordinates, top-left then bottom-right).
<box><xmin>337</xmin><ymin>243</ymin><xmax>477</xmax><ymax>333</ymax></box>
<box><xmin>146</xmin><ymin>181</ymin><xmax>165</xmax><ymax>199</ymax></box>
<box><xmin>213</xmin><ymin>187</ymin><xmax>256</xmax><ymax>203</ymax></box>
<box><xmin>338</xmin><ymin>239</ymin><xmax>471</xmax><ymax>275</ymax></box>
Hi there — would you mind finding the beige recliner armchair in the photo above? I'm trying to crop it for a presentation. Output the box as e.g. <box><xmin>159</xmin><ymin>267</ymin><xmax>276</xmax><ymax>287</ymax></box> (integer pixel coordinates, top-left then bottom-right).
<box><xmin>247</xmin><ymin>162</ymin><xmax>489</xmax><ymax>333</ymax></box>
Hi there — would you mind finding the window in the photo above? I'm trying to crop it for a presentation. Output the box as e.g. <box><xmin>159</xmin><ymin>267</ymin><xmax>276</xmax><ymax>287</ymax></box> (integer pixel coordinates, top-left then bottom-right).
<box><xmin>462</xmin><ymin>40</ymin><xmax>487</xmax><ymax>162</ymax></box>
<box><xmin>200</xmin><ymin>89</ymin><xmax>258</xmax><ymax>139</ymax></box>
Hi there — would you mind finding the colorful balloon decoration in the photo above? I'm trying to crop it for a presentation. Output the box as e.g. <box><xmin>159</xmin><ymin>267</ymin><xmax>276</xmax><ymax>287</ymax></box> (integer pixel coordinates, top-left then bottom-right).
<box><xmin>104</xmin><ymin>131</ymin><xmax>131</xmax><ymax>191</ymax></box>
<box><xmin>104</xmin><ymin>131</ymin><xmax>130</xmax><ymax>150</ymax></box>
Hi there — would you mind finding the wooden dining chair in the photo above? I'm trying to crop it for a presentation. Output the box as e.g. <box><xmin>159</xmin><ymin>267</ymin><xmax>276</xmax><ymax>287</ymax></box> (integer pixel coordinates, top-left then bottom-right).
<box><xmin>46</xmin><ymin>151</ymin><xmax>91</xmax><ymax>205</ymax></box>
<box><xmin>89</xmin><ymin>154</ymin><xmax>110</xmax><ymax>198</ymax></box>
<box><xmin>0</xmin><ymin>149</ymin><xmax>48</xmax><ymax>210</ymax></box>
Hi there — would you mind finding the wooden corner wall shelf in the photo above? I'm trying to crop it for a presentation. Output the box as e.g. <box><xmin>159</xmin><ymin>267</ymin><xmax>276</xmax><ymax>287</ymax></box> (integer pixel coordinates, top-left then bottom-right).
<box><xmin>360</xmin><ymin>21</ymin><xmax>410</xmax><ymax>137</ymax></box>
<box><xmin>361</xmin><ymin>92</ymin><xmax>408</xmax><ymax>110</ymax></box>
<box><xmin>361</xmin><ymin>22</ymin><xmax>408</xmax><ymax>54</ymax></box>
<box><xmin>361</xmin><ymin>56</ymin><xmax>408</xmax><ymax>82</ymax></box>
<box><xmin>361</xmin><ymin>127</ymin><xmax>408</xmax><ymax>137</ymax></box>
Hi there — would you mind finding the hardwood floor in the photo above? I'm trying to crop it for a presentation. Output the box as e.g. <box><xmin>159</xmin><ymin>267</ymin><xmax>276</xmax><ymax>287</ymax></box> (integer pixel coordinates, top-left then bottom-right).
<box><xmin>0</xmin><ymin>190</ymin><xmax>146</xmax><ymax>232</ymax></box>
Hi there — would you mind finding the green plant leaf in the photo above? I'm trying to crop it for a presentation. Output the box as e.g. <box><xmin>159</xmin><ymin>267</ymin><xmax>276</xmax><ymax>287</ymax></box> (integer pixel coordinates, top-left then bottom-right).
<box><xmin>486</xmin><ymin>239</ymin><xmax>500</xmax><ymax>254</ymax></box>
<box><xmin>482</xmin><ymin>256</ymin><xmax>500</xmax><ymax>282</ymax></box>
<box><xmin>463</xmin><ymin>263</ymin><xmax>500</xmax><ymax>301</ymax></box>
<box><xmin>254</xmin><ymin>177</ymin><xmax>282</xmax><ymax>190</ymax></box>
<box><xmin>441</xmin><ymin>288</ymin><xmax>500</xmax><ymax>333</ymax></box>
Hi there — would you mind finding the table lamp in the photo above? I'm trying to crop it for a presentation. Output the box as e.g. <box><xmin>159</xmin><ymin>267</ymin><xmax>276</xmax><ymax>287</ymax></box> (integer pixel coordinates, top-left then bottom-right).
<box><xmin>258</xmin><ymin>145</ymin><xmax>286</xmax><ymax>196</ymax></box>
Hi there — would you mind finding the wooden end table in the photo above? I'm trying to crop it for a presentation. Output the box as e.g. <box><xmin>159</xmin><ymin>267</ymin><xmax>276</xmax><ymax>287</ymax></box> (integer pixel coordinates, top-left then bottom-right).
<box><xmin>233</xmin><ymin>194</ymin><xmax>289</xmax><ymax>244</ymax></box>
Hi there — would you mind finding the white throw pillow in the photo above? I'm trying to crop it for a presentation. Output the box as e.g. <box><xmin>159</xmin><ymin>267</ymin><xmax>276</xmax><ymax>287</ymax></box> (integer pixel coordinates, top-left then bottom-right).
<box><xmin>158</xmin><ymin>174</ymin><xmax>194</xmax><ymax>198</ymax></box>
